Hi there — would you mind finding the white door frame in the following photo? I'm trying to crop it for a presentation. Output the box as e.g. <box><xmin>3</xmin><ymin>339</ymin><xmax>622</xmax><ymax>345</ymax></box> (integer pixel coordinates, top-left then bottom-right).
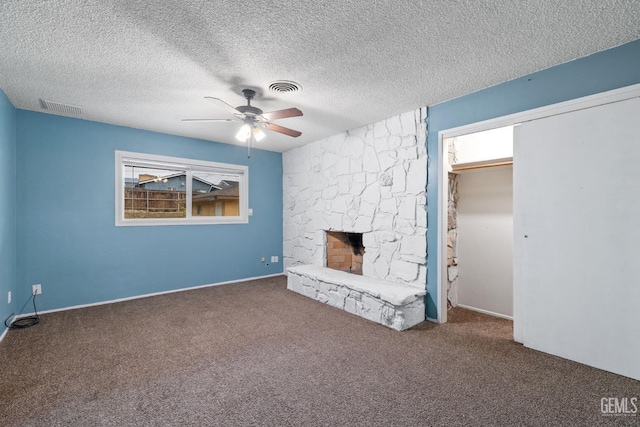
<box><xmin>435</xmin><ymin>83</ymin><xmax>640</xmax><ymax>337</ymax></box>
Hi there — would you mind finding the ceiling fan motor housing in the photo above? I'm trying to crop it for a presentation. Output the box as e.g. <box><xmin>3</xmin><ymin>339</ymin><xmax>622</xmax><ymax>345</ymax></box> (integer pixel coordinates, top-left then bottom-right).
<box><xmin>236</xmin><ymin>105</ymin><xmax>263</xmax><ymax>116</ymax></box>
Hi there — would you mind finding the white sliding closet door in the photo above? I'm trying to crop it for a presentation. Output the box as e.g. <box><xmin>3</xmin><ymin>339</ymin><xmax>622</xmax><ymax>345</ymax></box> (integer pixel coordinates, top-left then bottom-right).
<box><xmin>515</xmin><ymin>96</ymin><xmax>640</xmax><ymax>380</ymax></box>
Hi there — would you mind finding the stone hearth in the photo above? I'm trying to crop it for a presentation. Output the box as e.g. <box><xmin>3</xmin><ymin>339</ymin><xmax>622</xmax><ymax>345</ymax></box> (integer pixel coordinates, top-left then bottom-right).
<box><xmin>288</xmin><ymin>265</ymin><xmax>426</xmax><ymax>331</ymax></box>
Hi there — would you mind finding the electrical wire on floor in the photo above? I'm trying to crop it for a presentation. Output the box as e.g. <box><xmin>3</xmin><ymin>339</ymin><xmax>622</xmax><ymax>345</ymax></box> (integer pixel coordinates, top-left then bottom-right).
<box><xmin>3</xmin><ymin>292</ymin><xmax>40</xmax><ymax>329</ymax></box>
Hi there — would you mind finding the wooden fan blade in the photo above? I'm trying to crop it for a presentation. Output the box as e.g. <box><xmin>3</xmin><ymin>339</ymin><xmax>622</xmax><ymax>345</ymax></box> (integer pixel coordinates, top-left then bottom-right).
<box><xmin>266</xmin><ymin>123</ymin><xmax>302</xmax><ymax>138</ymax></box>
<box><xmin>261</xmin><ymin>108</ymin><xmax>303</xmax><ymax>121</ymax></box>
<box><xmin>181</xmin><ymin>118</ymin><xmax>236</xmax><ymax>122</ymax></box>
<box><xmin>204</xmin><ymin>96</ymin><xmax>244</xmax><ymax>116</ymax></box>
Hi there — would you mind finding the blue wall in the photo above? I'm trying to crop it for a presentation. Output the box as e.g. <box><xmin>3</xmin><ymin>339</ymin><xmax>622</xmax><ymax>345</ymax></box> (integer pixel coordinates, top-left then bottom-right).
<box><xmin>16</xmin><ymin>111</ymin><xmax>283</xmax><ymax>312</ymax></box>
<box><xmin>425</xmin><ymin>39</ymin><xmax>640</xmax><ymax>318</ymax></box>
<box><xmin>0</xmin><ymin>89</ymin><xmax>17</xmax><ymax>332</ymax></box>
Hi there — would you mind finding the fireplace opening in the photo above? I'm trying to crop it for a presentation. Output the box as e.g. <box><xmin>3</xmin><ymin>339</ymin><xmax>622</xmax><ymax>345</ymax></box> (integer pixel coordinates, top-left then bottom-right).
<box><xmin>326</xmin><ymin>231</ymin><xmax>365</xmax><ymax>275</ymax></box>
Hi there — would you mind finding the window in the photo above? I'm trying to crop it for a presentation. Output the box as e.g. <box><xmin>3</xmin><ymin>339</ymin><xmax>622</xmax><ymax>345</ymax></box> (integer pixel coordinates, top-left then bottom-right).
<box><xmin>115</xmin><ymin>151</ymin><xmax>248</xmax><ymax>226</ymax></box>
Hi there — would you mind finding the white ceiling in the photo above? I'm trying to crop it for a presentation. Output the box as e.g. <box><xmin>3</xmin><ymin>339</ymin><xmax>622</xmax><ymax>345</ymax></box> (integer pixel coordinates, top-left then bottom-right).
<box><xmin>1</xmin><ymin>1</ymin><xmax>639</xmax><ymax>152</ymax></box>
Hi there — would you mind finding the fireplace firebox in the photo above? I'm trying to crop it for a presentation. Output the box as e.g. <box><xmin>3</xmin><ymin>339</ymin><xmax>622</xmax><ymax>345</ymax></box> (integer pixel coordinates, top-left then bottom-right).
<box><xmin>326</xmin><ymin>231</ymin><xmax>364</xmax><ymax>275</ymax></box>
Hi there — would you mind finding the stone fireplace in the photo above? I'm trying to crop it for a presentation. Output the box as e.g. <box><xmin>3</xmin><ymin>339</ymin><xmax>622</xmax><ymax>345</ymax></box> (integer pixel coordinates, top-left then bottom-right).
<box><xmin>326</xmin><ymin>231</ymin><xmax>364</xmax><ymax>275</ymax></box>
<box><xmin>283</xmin><ymin>108</ymin><xmax>428</xmax><ymax>330</ymax></box>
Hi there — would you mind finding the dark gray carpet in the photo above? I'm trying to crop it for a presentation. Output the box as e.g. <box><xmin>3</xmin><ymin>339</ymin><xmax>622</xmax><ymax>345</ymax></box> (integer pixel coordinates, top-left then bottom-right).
<box><xmin>1</xmin><ymin>276</ymin><xmax>638</xmax><ymax>426</ymax></box>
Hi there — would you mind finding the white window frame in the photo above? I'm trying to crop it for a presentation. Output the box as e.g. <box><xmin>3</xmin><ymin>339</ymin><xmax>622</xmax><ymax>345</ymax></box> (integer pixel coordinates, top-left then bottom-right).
<box><xmin>115</xmin><ymin>150</ymin><xmax>249</xmax><ymax>226</ymax></box>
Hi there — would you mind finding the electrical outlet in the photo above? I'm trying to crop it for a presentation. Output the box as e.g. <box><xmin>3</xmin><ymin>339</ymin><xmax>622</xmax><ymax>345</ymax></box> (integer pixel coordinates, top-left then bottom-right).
<box><xmin>271</xmin><ymin>256</ymin><xmax>279</xmax><ymax>263</ymax></box>
<box><xmin>32</xmin><ymin>284</ymin><xmax>42</xmax><ymax>295</ymax></box>
<box><xmin>7</xmin><ymin>291</ymin><xmax>11</xmax><ymax>304</ymax></box>
<box><xmin>261</xmin><ymin>257</ymin><xmax>266</xmax><ymax>262</ymax></box>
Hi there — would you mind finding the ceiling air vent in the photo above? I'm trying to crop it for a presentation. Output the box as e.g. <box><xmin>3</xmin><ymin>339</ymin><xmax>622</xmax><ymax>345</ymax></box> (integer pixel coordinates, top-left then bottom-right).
<box><xmin>268</xmin><ymin>80</ymin><xmax>301</xmax><ymax>94</ymax></box>
<box><xmin>39</xmin><ymin>99</ymin><xmax>83</xmax><ymax>117</ymax></box>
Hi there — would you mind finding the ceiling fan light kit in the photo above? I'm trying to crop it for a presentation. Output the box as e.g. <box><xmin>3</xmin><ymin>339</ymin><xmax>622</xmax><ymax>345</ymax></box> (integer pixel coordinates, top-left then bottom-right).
<box><xmin>235</xmin><ymin>123</ymin><xmax>252</xmax><ymax>142</ymax></box>
<box><xmin>252</xmin><ymin>127</ymin><xmax>266</xmax><ymax>142</ymax></box>
<box><xmin>183</xmin><ymin>88</ymin><xmax>303</xmax><ymax>157</ymax></box>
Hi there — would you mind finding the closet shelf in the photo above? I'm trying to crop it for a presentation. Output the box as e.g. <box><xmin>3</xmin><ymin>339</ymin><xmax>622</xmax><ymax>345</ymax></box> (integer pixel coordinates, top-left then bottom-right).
<box><xmin>451</xmin><ymin>157</ymin><xmax>513</xmax><ymax>173</ymax></box>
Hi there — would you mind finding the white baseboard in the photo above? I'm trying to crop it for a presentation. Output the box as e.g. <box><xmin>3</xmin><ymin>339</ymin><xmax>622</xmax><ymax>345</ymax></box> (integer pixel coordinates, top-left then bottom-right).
<box><xmin>456</xmin><ymin>304</ymin><xmax>513</xmax><ymax>321</ymax></box>
<box><xmin>14</xmin><ymin>273</ymin><xmax>285</xmax><ymax>320</ymax></box>
<box><xmin>0</xmin><ymin>323</ymin><xmax>10</xmax><ymax>343</ymax></box>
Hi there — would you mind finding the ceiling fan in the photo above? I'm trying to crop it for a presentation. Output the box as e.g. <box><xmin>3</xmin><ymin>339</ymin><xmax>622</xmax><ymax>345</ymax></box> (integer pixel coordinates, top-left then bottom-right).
<box><xmin>183</xmin><ymin>89</ymin><xmax>303</xmax><ymax>157</ymax></box>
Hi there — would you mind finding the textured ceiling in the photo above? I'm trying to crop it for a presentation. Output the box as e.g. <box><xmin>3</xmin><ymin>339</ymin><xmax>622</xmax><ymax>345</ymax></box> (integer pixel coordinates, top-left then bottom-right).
<box><xmin>1</xmin><ymin>1</ymin><xmax>639</xmax><ymax>152</ymax></box>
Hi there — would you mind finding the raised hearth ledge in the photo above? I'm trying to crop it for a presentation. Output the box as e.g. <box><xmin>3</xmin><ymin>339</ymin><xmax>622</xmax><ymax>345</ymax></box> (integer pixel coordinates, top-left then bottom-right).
<box><xmin>287</xmin><ymin>265</ymin><xmax>426</xmax><ymax>331</ymax></box>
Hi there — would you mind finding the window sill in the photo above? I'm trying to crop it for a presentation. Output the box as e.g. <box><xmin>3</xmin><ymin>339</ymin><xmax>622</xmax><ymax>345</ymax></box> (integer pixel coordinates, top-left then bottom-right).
<box><xmin>115</xmin><ymin>217</ymin><xmax>249</xmax><ymax>227</ymax></box>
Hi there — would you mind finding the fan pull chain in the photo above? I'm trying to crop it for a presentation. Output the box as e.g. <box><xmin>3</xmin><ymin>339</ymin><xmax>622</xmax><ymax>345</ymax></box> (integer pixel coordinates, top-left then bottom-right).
<box><xmin>247</xmin><ymin>133</ymin><xmax>255</xmax><ymax>158</ymax></box>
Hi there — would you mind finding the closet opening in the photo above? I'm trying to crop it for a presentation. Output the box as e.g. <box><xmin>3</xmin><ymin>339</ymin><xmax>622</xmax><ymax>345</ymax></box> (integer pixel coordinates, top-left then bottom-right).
<box><xmin>443</xmin><ymin>125</ymin><xmax>514</xmax><ymax>322</ymax></box>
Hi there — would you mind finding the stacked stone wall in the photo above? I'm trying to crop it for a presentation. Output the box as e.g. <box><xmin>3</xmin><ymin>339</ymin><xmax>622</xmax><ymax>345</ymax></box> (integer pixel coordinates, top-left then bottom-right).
<box><xmin>283</xmin><ymin>108</ymin><xmax>427</xmax><ymax>289</ymax></box>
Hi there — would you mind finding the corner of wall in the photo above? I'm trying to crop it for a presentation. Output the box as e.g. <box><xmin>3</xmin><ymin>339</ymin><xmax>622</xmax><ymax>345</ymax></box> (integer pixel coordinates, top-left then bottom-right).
<box><xmin>0</xmin><ymin>87</ymin><xmax>18</xmax><ymax>340</ymax></box>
